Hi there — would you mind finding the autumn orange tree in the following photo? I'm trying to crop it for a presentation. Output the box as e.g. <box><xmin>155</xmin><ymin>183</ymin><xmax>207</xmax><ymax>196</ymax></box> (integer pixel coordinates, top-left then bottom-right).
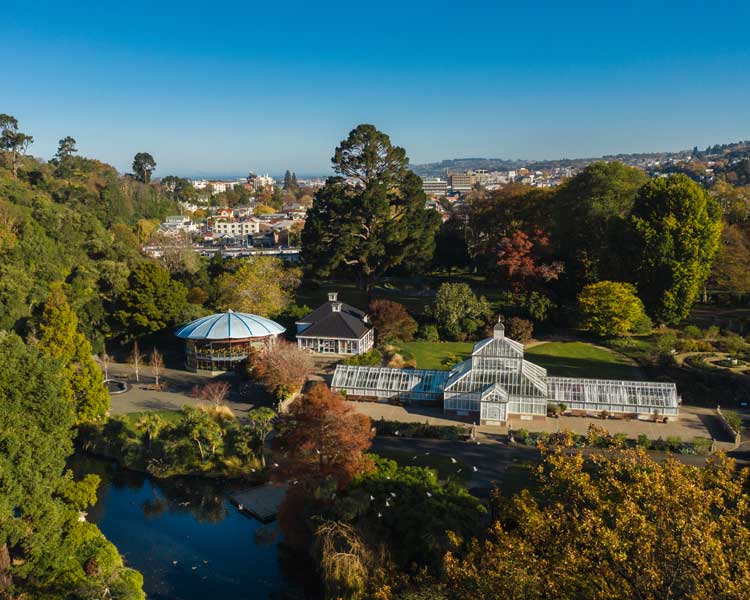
<box><xmin>444</xmin><ymin>448</ymin><xmax>750</xmax><ymax>600</ymax></box>
<box><xmin>246</xmin><ymin>341</ymin><xmax>313</xmax><ymax>401</ymax></box>
<box><xmin>273</xmin><ymin>383</ymin><xmax>373</xmax><ymax>488</ymax></box>
<box><xmin>273</xmin><ymin>383</ymin><xmax>374</xmax><ymax>547</ymax></box>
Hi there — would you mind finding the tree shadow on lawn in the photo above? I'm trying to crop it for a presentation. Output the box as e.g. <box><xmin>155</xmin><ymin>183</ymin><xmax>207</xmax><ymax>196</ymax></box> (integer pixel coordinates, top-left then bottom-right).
<box><xmin>525</xmin><ymin>353</ymin><xmax>642</xmax><ymax>381</ymax></box>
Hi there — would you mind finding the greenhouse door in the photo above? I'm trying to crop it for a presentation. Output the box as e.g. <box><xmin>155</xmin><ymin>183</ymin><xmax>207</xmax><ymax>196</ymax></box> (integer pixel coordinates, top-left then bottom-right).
<box><xmin>481</xmin><ymin>401</ymin><xmax>506</xmax><ymax>425</ymax></box>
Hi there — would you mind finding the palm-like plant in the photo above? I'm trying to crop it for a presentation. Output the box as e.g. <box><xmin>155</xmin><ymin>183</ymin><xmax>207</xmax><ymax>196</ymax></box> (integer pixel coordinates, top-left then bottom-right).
<box><xmin>135</xmin><ymin>413</ymin><xmax>164</xmax><ymax>450</ymax></box>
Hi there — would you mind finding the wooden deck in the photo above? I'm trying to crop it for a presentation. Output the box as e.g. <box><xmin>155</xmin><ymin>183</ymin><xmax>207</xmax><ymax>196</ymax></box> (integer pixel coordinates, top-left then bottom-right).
<box><xmin>230</xmin><ymin>483</ymin><xmax>287</xmax><ymax>523</ymax></box>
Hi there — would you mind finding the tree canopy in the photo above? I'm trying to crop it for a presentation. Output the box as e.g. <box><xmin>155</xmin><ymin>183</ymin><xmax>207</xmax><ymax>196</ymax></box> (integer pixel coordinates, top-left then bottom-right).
<box><xmin>444</xmin><ymin>448</ymin><xmax>750</xmax><ymax>600</ymax></box>
<box><xmin>0</xmin><ymin>332</ymin><xmax>144</xmax><ymax>599</ymax></box>
<box><xmin>38</xmin><ymin>283</ymin><xmax>109</xmax><ymax>422</ymax></box>
<box><xmin>114</xmin><ymin>261</ymin><xmax>189</xmax><ymax>339</ymax></box>
<box><xmin>302</xmin><ymin>124</ymin><xmax>441</xmax><ymax>293</ymax></box>
<box><xmin>630</xmin><ymin>174</ymin><xmax>722</xmax><ymax>324</ymax></box>
<box><xmin>213</xmin><ymin>256</ymin><xmax>300</xmax><ymax>317</ymax></box>
<box><xmin>578</xmin><ymin>280</ymin><xmax>650</xmax><ymax>338</ymax></box>
<box><xmin>132</xmin><ymin>152</ymin><xmax>156</xmax><ymax>183</ymax></box>
<box><xmin>552</xmin><ymin>162</ymin><xmax>647</xmax><ymax>292</ymax></box>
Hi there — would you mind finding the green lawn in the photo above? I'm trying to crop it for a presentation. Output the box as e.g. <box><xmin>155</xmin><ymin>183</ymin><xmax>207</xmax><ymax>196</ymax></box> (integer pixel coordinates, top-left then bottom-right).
<box><xmin>394</xmin><ymin>341</ymin><xmax>474</xmax><ymax>370</ymax></box>
<box><xmin>525</xmin><ymin>342</ymin><xmax>643</xmax><ymax>380</ymax></box>
<box><xmin>390</xmin><ymin>339</ymin><xmax>642</xmax><ymax>380</ymax></box>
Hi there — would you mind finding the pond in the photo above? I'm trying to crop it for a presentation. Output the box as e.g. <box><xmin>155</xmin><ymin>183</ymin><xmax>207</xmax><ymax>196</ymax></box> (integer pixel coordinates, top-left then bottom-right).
<box><xmin>70</xmin><ymin>454</ymin><xmax>321</xmax><ymax>600</ymax></box>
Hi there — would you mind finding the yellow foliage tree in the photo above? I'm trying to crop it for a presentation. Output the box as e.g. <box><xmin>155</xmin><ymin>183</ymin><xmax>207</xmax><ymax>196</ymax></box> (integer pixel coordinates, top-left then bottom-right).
<box><xmin>214</xmin><ymin>256</ymin><xmax>300</xmax><ymax>317</ymax></box>
<box><xmin>444</xmin><ymin>448</ymin><xmax>750</xmax><ymax>600</ymax></box>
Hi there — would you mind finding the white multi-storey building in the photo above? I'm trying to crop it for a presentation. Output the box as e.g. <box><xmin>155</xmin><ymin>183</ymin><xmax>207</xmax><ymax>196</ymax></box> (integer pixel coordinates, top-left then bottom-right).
<box><xmin>212</xmin><ymin>219</ymin><xmax>261</xmax><ymax>236</ymax></box>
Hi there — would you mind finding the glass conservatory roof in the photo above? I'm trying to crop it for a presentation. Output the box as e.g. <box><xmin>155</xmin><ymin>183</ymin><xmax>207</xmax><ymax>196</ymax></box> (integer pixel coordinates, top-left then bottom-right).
<box><xmin>175</xmin><ymin>310</ymin><xmax>285</xmax><ymax>340</ymax></box>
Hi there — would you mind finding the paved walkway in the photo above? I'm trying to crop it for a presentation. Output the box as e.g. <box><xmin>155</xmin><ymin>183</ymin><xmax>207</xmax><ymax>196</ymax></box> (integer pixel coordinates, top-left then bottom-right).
<box><xmin>103</xmin><ymin>361</ymin><xmax>270</xmax><ymax>419</ymax></box>
<box><xmin>350</xmin><ymin>401</ymin><xmax>726</xmax><ymax>445</ymax></box>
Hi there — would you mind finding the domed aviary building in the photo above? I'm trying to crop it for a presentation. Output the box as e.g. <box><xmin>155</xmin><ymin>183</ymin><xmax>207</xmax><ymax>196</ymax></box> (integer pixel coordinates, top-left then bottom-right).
<box><xmin>175</xmin><ymin>310</ymin><xmax>285</xmax><ymax>373</ymax></box>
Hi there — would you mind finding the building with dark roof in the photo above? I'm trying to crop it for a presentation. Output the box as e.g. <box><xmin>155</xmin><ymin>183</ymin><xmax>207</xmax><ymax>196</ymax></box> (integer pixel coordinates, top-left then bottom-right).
<box><xmin>296</xmin><ymin>292</ymin><xmax>374</xmax><ymax>355</ymax></box>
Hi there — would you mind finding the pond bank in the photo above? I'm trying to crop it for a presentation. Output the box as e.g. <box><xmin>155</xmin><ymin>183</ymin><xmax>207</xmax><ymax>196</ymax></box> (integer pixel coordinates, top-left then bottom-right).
<box><xmin>70</xmin><ymin>453</ymin><xmax>321</xmax><ymax>600</ymax></box>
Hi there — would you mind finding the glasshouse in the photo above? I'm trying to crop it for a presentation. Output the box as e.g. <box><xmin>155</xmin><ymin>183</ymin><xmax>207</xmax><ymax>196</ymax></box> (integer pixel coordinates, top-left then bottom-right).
<box><xmin>331</xmin><ymin>320</ymin><xmax>680</xmax><ymax>424</ymax></box>
<box><xmin>175</xmin><ymin>310</ymin><xmax>285</xmax><ymax>373</ymax></box>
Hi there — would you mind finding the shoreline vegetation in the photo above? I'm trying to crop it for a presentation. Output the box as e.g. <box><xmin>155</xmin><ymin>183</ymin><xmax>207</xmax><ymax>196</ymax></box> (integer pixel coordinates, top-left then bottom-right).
<box><xmin>78</xmin><ymin>405</ymin><xmax>270</xmax><ymax>481</ymax></box>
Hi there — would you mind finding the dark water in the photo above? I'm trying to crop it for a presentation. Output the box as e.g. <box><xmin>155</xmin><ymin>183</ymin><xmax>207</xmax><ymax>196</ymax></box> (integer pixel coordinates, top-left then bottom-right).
<box><xmin>70</xmin><ymin>454</ymin><xmax>319</xmax><ymax>600</ymax></box>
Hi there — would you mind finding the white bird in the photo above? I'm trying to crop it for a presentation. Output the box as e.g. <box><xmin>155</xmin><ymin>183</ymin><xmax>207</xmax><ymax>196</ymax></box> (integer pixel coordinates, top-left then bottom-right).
<box><xmin>172</xmin><ymin>560</ymin><xmax>178</xmax><ymax>565</ymax></box>
<box><xmin>192</xmin><ymin>566</ymin><xmax>197</xmax><ymax>571</ymax></box>
<box><xmin>385</xmin><ymin>500</ymin><xmax>390</xmax><ymax>507</ymax></box>
<box><xmin>450</xmin><ymin>457</ymin><xmax>457</xmax><ymax>463</ymax></box>
<box><xmin>472</xmin><ymin>466</ymin><xmax>478</xmax><ymax>472</ymax></box>
<box><xmin>292</xmin><ymin>480</ymin><xmax>298</xmax><ymax>485</ymax></box>
<box><xmin>426</xmin><ymin>492</ymin><xmax>432</xmax><ymax>498</ymax></box>
<box><xmin>389</xmin><ymin>492</ymin><xmax>396</xmax><ymax>498</ymax></box>
<box><xmin>377</xmin><ymin>512</ymin><xmax>382</xmax><ymax>518</ymax></box>
<box><xmin>457</xmin><ymin>468</ymin><xmax>462</xmax><ymax>473</ymax></box>
<box><xmin>78</xmin><ymin>511</ymin><xmax>87</xmax><ymax>522</ymax></box>
<box><xmin>476</xmin><ymin>442</ymin><xmax>481</xmax><ymax>446</ymax></box>
<box><xmin>425</xmin><ymin>452</ymin><xmax>430</xmax><ymax>455</ymax></box>
<box><xmin>238</xmin><ymin>504</ymin><xmax>244</xmax><ymax>511</ymax></box>
<box><xmin>370</xmin><ymin>495</ymin><xmax>375</xmax><ymax>501</ymax></box>
<box><xmin>251</xmin><ymin>468</ymin><xmax>256</xmax><ymax>472</ymax></box>
<box><xmin>316</xmin><ymin>449</ymin><xmax>321</xmax><ymax>455</ymax></box>
<box><xmin>412</xmin><ymin>455</ymin><xmax>417</xmax><ymax>460</ymax></box>
<box><xmin>385</xmin><ymin>476</ymin><xmax>391</xmax><ymax>480</ymax></box>
<box><xmin>273</xmin><ymin>463</ymin><xmax>279</xmax><ymax>468</ymax></box>
<box><xmin>394</xmin><ymin>430</ymin><xmax>399</xmax><ymax>436</ymax></box>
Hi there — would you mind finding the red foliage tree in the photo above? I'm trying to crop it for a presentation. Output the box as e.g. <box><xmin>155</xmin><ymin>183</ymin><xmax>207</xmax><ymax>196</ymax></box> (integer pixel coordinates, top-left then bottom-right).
<box><xmin>272</xmin><ymin>383</ymin><xmax>374</xmax><ymax>489</ymax></box>
<box><xmin>497</xmin><ymin>229</ymin><xmax>563</xmax><ymax>292</ymax></box>
<box><xmin>368</xmin><ymin>299</ymin><xmax>418</xmax><ymax>343</ymax></box>
<box><xmin>274</xmin><ymin>383</ymin><xmax>375</xmax><ymax>547</ymax></box>
<box><xmin>246</xmin><ymin>341</ymin><xmax>313</xmax><ymax>400</ymax></box>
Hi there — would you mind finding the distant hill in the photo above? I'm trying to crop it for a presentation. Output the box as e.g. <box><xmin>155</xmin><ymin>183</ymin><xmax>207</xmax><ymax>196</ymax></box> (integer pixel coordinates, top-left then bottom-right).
<box><xmin>410</xmin><ymin>140</ymin><xmax>750</xmax><ymax>177</ymax></box>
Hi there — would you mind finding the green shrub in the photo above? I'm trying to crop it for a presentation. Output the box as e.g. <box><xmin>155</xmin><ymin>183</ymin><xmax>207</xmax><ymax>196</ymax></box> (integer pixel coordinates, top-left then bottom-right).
<box><xmin>418</xmin><ymin>323</ymin><xmax>440</xmax><ymax>342</ymax></box>
<box><xmin>374</xmin><ymin>419</ymin><xmax>465</xmax><ymax>440</ymax></box>
<box><xmin>513</xmin><ymin>428</ymin><xmax>530</xmax><ymax>444</ymax></box>
<box><xmin>343</xmin><ymin>348</ymin><xmax>382</xmax><ymax>366</ymax></box>
<box><xmin>682</xmin><ymin>325</ymin><xmax>702</xmax><ymax>339</ymax></box>
<box><xmin>705</xmin><ymin>325</ymin><xmax>721</xmax><ymax>340</ymax></box>
<box><xmin>677</xmin><ymin>338</ymin><xmax>698</xmax><ymax>353</ymax></box>
<box><xmin>723</xmin><ymin>409</ymin><xmax>742</xmax><ymax>434</ymax></box>
<box><xmin>636</xmin><ymin>434</ymin><xmax>651</xmax><ymax>449</ymax></box>
<box><xmin>655</xmin><ymin>333</ymin><xmax>677</xmax><ymax>354</ymax></box>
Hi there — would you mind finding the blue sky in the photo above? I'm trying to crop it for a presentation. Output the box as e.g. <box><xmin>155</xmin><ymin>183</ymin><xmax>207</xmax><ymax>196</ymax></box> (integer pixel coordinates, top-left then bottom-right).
<box><xmin>3</xmin><ymin>0</ymin><xmax>750</xmax><ymax>177</ymax></box>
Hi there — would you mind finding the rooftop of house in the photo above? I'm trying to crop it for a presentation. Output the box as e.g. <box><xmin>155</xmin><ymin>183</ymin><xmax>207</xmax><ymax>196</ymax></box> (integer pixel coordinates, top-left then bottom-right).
<box><xmin>296</xmin><ymin>292</ymin><xmax>371</xmax><ymax>340</ymax></box>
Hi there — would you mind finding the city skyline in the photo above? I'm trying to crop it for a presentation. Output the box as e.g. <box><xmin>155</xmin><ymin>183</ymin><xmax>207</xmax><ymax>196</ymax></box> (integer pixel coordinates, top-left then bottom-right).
<box><xmin>5</xmin><ymin>0</ymin><xmax>750</xmax><ymax>176</ymax></box>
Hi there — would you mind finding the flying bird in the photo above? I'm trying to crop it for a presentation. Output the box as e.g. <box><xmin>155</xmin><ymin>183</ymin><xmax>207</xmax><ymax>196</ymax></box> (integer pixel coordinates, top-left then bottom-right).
<box><xmin>450</xmin><ymin>457</ymin><xmax>457</xmax><ymax>463</ymax></box>
<box><xmin>472</xmin><ymin>466</ymin><xmax>478</xmax><ymax>472</ymax></box>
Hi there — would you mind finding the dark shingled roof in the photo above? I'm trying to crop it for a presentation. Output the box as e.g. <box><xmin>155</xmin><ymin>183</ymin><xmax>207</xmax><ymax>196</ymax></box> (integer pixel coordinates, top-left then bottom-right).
<box><xmin>297</xmin><ymin>300</ymin><xmax>371</xmax><ymax>340</ymax></box>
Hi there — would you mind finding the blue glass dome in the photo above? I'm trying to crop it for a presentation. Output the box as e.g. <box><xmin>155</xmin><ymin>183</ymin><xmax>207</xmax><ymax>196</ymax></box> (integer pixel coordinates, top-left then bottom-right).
<box><xmin>175</xmin><ymin>310</ymin><xmax>285</xmax><ymax>340</ymax></box>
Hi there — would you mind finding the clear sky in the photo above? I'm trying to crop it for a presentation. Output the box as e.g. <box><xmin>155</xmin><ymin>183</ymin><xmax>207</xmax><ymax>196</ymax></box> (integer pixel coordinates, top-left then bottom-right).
<box><xmin>4</xmin><ymin>0</ymin><xmax>750</xmax><ymax>177</ymax></box>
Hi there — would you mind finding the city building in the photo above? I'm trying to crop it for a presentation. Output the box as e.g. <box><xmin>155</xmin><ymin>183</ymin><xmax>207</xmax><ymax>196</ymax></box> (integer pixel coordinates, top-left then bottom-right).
<box><xmin>296</xmin><ymin>292</ymin><xmax>375</xmax><ymax>355</ymax></box>
<box><xmin>212</xmin><ymin>218</ymin><xmax>261</xmax><ymax>236</ymax></box>
<box><xmin>158</xmin><ymin>215</ymin><xmax>199</xmax><ymax>235</ymax></box>
<box><xmin>175</xmin><ymin>310</ymin><xmax>285</xmax><ymax>373</ymax></box>
<box><xmin>332</xmin><ymin>320</ymin><xmax>679</xmax><ymax>424</ymax></box>
<box><xmin>421</xmin><ymin>176</ymin><xmax>449</xmax><ymax>196</ymax></box>
<box><xmin>448</xmin><ymin>172</ymin><xmax>472</xmax><ymax>192</ymax></box>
